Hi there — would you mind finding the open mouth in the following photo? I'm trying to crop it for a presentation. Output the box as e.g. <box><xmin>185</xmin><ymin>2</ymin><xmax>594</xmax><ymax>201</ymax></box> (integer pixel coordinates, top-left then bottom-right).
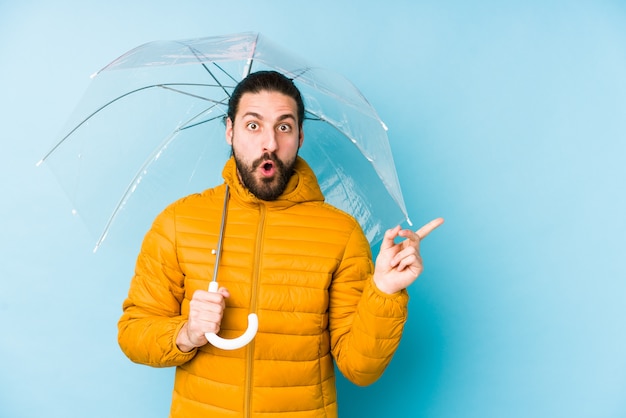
<box><xmin>260</xmin><ymin>160</ymin><xmax>275</xmax><ymax>176</ymax></box>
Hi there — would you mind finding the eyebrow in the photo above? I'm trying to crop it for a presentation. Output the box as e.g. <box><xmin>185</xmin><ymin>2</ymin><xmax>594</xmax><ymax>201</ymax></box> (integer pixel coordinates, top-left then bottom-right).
<box><xmin>241</xmin><ymin>112</ymin><xmax>297</xmax><ymax>122</ymax></box>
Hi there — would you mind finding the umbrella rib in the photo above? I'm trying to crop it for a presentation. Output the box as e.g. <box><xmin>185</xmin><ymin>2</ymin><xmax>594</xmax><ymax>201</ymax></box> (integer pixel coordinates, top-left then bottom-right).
<box><xmin>159</xmin><ymin>84</ymin><xmax>229</xmax><ymax>104</ymax></box>
<box><xmin>174</xmin><ymin>39</ymin><xmax>235</xmax><ymax>98</ymax></box>
<box><xmin>38</xmin><ymin>83</ymin><xmax>228</xmax><ymax>165</ymax></box>
<box><xmin>212</xmin><ymin>62</ymin><xmax>240</xmax><ymax>84</ymax></box>
<box><xmin>180</xmin><ymin>113</ymin><xmax>226</xmax><ymax>131</ymax></box>
<box><xmin>200</xmin><ymin>64</ymin><xmax>231</xmax><ymax>98</ymax></box>
<box><xmin>285</xmin><ymin>66</ymin><xmax>312</xmax><ymax>81</ymax></box>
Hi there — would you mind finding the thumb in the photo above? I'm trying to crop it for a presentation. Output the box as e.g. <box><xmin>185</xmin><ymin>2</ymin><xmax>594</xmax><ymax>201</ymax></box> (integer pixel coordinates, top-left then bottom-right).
<box><xmin>218</xmin><ymin>287</ymin><xmax>230</xmax><ymax>298</ymax></box>
<box><xmin>380</xmin><ymin>225</ymin><xmax>401</xmax><ymax>250</ymax></box>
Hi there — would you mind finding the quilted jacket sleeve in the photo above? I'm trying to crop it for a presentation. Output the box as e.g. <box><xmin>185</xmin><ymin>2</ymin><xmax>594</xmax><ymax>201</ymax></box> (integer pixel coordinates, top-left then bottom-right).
<box><xmin>329</xmin><ymin>225</ymin><xmax>409</xmax><ymax>386</ymax></box>
<box><xmin>117</xmin><ymin>204</ymin><xmax>196</xmax><ymax>367</ymax></box>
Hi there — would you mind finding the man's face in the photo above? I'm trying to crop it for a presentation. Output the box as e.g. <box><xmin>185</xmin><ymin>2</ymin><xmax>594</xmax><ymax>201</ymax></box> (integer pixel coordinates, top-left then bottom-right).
<box><xmin>226</xmin><ymin>90</ymin><xmax>304</xmax><ymax>200</ymax></box>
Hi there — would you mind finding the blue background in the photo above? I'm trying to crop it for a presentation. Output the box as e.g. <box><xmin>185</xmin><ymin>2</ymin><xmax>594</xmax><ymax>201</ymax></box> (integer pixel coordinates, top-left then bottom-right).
<box><xmin>2</xmin><ymin>1</ymin><xmax>625</xmax><ymax>417</ymax></box>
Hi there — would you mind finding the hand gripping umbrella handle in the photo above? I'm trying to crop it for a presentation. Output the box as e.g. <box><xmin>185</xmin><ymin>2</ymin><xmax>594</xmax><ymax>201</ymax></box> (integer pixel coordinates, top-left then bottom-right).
<box><xmin>205</xmin><ymin>281</ymin><xmax>258</xmax><ymax>350</ymax></box>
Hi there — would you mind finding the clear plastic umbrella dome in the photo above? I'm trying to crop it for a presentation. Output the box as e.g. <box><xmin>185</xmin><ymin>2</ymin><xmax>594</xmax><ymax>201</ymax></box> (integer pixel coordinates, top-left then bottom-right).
<box><xmin>39</xmin><ymin>32</ymin><xmax>411</xmax><ymax>251</ymax></box>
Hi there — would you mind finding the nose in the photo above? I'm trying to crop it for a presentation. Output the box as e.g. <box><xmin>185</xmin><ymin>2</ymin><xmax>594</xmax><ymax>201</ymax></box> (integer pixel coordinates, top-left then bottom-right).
<box><xmin>262</xmin><ymin>129</ymin><xmax>278</xmax><ymax>153</ymax></box>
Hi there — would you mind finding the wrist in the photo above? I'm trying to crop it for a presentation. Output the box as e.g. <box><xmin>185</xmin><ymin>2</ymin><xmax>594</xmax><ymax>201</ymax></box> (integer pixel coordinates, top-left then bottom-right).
<box><xmin>373</xmin><ymin>274</ymin><xmax>401</xmax><ymax>295</ymax></box>
<box><xmin>175</xmin><ymin>322</ymin><xmax>197</xmax><ymax>353</ymax></box>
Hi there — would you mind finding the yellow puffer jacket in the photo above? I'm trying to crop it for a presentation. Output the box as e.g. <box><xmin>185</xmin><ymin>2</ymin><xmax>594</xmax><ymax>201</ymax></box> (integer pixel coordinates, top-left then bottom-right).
<box><xmin>118</xmin><ymin>156</ymin><xmax>409</xmax><ymax>417</ymax></box>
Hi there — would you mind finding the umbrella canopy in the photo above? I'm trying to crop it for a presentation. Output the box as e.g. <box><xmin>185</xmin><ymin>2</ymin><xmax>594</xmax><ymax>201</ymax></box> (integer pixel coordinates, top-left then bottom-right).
<box><xmin>39</xmin><ymin>32</ymin><xmax>411</xmax><ymax>251</ymax></box>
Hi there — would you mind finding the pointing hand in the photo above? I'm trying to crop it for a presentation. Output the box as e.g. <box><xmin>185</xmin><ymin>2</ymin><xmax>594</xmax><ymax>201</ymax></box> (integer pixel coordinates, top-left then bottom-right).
<box><xmin>373</xmin><ymin>218</ymin><xmax>444</xmax><ymax>294</ymax></box>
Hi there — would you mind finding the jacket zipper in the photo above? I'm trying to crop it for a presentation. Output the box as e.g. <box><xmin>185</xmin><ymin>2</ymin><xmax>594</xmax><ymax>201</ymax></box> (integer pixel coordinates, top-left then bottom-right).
<box><xmin>244</xmin><ymin>203</ymin><xmax>266</xmax><ymax>417</ymax></box>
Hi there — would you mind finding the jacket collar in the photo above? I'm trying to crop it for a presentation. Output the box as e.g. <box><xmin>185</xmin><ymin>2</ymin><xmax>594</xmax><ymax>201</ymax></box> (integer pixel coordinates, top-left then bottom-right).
<box><xmin>221</xmin><ymin>156</ymin><xmax>325</xmax><ymax>209</ymax></box>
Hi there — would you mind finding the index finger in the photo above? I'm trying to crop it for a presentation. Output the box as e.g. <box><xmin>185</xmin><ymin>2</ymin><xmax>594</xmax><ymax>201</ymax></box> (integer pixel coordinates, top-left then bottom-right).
<box><xmin>415</xmin><ymin>217</ymin><xmax>444</xmax><ymax>240</ymax></box>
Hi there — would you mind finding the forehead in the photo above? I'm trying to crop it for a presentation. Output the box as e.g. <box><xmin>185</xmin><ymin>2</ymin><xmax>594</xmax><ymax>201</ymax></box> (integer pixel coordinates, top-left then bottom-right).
<box><xmin>236</xmin><ymin>90</ymin><xmax>298</xmax><ymax>119</ymax></box>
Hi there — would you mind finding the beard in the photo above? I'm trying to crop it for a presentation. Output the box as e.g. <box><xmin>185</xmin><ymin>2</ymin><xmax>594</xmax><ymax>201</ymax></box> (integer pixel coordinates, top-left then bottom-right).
<box><xmin>232</xmin><ymin>148</ymin><xmax>297</xmax><ymax>201</ymax></box>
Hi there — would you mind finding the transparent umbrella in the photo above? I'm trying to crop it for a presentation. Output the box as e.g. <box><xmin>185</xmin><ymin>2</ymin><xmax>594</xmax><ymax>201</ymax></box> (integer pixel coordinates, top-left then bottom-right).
<box><xmin>38</xmin><ymin>32</ymin><xmax>410</xmax><ymax>252</ymax></box>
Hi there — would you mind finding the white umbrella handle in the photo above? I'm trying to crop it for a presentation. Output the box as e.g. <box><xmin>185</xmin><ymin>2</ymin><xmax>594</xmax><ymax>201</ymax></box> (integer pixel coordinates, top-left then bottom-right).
<box><xmin>205</xmin><ymin>281</ymin><xmax>258</xmax><ymax>350</ymax></box>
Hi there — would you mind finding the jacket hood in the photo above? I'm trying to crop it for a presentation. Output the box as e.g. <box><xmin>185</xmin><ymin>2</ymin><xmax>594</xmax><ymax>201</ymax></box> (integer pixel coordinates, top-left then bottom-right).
<box><xmin>222</xmin><ymin>156</ymin><xmax>325</xmax><ymax>209</ymax></box>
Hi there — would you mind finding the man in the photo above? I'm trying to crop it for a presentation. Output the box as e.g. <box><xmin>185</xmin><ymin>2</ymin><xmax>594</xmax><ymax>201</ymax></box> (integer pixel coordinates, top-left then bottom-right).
<box><xmin>118</xmin><ymin>70</ymin><xmax>443</xmax><ymax>417</ymax></box>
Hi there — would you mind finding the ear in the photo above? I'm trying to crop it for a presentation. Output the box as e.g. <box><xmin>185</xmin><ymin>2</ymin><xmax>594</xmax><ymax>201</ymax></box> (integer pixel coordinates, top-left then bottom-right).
<box><xmin>225</xmin><ymin>117</ymin><xmax>234</xmax><ymax>145</ymax></box>
<box><xmin>298</xmin><ymin>126</ymin><xmax>304</xmax><ymax>148</ymax></box>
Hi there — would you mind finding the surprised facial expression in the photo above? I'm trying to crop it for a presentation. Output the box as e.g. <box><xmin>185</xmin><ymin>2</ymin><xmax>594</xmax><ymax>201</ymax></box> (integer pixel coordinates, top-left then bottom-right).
<box><xmin>226</xmin><ymin>90</ymin><xmax>304</xmax><ymax>200</ymax></box>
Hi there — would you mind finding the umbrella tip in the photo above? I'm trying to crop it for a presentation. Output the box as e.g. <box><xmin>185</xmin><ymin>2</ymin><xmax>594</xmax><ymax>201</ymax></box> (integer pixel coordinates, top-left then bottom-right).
<box><xmin>92</xmin><ymin>230</ymin><xmax>109</xmax><ymax>253</ymax></box>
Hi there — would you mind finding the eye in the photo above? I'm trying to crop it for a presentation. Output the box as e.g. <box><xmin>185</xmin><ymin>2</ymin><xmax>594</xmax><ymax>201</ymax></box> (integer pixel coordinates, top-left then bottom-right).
<box><xmin>278</xmin><ymin>123</ymin><xmax>292</xmax><ymax>133</ymax></box>
<box><xmin>246</xmin><ymin>122</ymin><xmax>259</xmax><ymax>131</ymax></box>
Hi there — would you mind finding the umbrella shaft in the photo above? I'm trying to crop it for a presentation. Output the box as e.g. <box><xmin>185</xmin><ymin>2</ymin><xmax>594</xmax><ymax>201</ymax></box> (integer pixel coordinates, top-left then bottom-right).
<box><xmin>212</xmin><ymin>185</ymin><xmax>230</xmax><ymax>283</ymax></box>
